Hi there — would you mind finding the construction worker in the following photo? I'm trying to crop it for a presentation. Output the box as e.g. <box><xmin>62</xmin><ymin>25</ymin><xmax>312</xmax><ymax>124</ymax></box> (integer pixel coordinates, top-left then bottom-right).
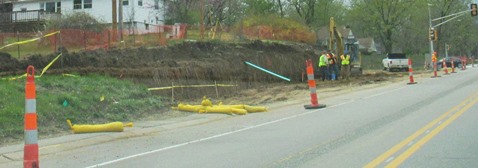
<box><xmin>341</xmin><ymin>51</ymin><xmax>351</xmax><ymax>80</ymax></box>
<box><xmin>318</xmin><ymin>51</ymin><xmax>329</xmax><ymax>81</ymax></box>
<box><xmin>327</xmin><ymin>50</ymin><xmax>338</xmax><ymax>80</ymax></box>
<box><xmin>432</xmin><ymin>51</ymin><xmax>438</xmax><ymax>70</ymax></box>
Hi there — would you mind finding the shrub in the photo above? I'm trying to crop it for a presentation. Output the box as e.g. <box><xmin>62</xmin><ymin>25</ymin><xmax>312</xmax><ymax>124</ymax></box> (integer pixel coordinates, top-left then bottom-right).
<box><xmin>46</xmin><ymin>12</ymin><xmax>107</xmax><ymax>32</ymax></box>
<box><xmin>235</xmin><ymin>15</ymin><xmax>316</xmax><ymax>43</ymax></box>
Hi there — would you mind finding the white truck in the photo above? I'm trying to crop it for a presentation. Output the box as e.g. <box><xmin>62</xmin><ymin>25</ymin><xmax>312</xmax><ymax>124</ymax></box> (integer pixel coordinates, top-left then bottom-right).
<box><xmin>382</xmin><ymin>53</ymin><xmax>408</xmax><ymax>72</ymax></box>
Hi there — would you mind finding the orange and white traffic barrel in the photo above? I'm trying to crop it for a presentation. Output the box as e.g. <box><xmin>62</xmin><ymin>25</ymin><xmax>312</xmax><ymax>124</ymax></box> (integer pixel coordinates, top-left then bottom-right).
<box><xmin>431</xmin><ymin>61</ymin><xmax>440</xmax><ymax>78</ymax></box>
<box><xmin>407</xmin><ymin>58</ymin><xmax>417</xmax><ymax>84</ymax></box>
<box><xmin>304</xmin><ymin>59</ymin><xmax>326</xmax><ymax>109</ymax></box>
<box><xmin>24</xmin><ymin>66</ymin><xmax>39</xmax><ymax>168</ymax></box>
<box><xmin>443</xmin><ymin>58</ymin><xmax>449</xmax><ymax>75</ymax></box>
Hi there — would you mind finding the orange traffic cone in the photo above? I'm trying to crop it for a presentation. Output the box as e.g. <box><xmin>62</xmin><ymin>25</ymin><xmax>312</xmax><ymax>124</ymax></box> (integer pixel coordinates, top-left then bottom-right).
<box><xmin>443</xmin><ymin>59</ymin><xmax>449</xmax><ymax>75</ymax></box>
<box><xmin>407</xmin><ymin>58</ymin><xmax>417</xmax><ymax>85</ymax></box>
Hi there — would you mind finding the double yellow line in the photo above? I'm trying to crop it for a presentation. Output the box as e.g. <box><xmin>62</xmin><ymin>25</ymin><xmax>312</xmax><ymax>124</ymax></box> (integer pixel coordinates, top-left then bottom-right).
<box><xmin>365</xmin><ymin>92</ymin><xmax>478</xmax><ymax>168</ymax></box>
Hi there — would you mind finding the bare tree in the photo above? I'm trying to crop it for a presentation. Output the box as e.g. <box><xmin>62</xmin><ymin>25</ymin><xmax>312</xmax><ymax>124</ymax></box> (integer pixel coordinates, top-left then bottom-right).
<box><xmin>164</xmin><ymin>0</ymin><xmax>197</xmax><ymax>24</ymax></box>
<box><xmin>289</xmin><ymin>0</ymin><xmax>316</xmax><ymax>26</ymax></box>
<box><xmin>349</xmin><ymin>0</ymin><xmax>416</xmax><ymax>53</ymax></box>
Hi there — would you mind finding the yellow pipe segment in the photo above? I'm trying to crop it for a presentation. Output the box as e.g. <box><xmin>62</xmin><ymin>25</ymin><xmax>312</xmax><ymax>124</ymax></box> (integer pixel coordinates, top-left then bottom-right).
<box><xmin>67</xmin><ymin>119</ymin><xmax>133</xmax><ymax>134</ymax></box>
<box><xmin>174</xmin><ymin>97</ymin><xmax>267</xmax><ymax>115</ymax></box>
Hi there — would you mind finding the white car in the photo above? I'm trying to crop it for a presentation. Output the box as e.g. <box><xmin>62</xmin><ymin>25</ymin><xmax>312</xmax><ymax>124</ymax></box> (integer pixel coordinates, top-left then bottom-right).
<box><xmin>382</xmin><ymin>53</ymin><xmax>409</xmax><ymax>72</ymax></box>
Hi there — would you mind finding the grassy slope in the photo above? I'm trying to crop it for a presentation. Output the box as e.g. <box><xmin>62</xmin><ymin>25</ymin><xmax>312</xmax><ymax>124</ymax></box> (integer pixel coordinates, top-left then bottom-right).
<box><xmin>0</xmin><ymin>74</ymin><xmax>165</xmax><ymax>143</ymax></box>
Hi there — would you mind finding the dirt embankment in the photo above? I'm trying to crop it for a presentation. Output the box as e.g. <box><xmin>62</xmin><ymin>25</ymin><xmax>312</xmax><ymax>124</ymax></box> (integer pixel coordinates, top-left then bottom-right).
<box><xmin>1</xmin><ymin>41</ymin><xmax>316</xmax><ymax>82</ymax></box>
<box><xmin>1</xmin><ymin>41</ymin><xmax>403</xmax><ymax>102</ymax></box>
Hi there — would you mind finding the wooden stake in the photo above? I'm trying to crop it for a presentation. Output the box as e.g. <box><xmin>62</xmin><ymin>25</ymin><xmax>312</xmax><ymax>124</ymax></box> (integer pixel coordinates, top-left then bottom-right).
<box><xmin>171</xmin><ymin>82</ymin><xmax>174</xmax><ymax>103</ymax></box>
<box><xmin>215</xmin><ymin>81</ymin><xmax>219</xmax><ymax>99</ymax></box>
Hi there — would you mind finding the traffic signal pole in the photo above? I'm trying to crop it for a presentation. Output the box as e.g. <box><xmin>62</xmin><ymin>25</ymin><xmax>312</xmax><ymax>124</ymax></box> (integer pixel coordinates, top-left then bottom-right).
<box><xmin>432</xmin><ymin>9</ymin><xmax>473</xmax><ymax>28</ymax></box>
<box><xmin>428</xmin><ymin>4</ymin><xmax>434</xmax><ymax>70</ymax></box>
<box><xmin>427</xmin><ymin>4</ymin><xmax>476</xmax><ymax>69</ymax></box>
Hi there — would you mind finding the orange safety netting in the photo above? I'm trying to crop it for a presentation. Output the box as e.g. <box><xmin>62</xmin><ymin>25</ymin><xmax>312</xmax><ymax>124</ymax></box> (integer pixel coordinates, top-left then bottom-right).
<box><xmin>0</xmin><ymin>24</ymin><xmax>188</xmax><ymax>56</ymax></box>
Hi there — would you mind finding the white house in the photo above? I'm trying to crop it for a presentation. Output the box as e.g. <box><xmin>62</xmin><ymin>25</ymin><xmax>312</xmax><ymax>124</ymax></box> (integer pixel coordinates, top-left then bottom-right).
<box><xmin>10</xmin><ymin>0</ymin><xmax>165</xmax><ymax>33</ymax></box>
<box><xmin>357</xmin><ymin>38</ymin><xmax>378</xmax><ymax>54</ymax></box>
<box><xmin>317</xmin><ymin>26</ymin><xmax>358</xmax><ymax>51</ymax></box>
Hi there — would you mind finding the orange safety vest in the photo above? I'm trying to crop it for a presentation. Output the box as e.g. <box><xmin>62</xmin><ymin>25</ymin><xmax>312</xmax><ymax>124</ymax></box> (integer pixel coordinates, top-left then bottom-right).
<box><xmin>432</xmin><ymin>54</ymin><xmax>437</xmax><ymax>62</ymax></box>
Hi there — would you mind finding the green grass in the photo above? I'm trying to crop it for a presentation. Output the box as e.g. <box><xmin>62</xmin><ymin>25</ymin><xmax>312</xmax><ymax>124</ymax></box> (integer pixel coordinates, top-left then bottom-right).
<box><xmin>0</xmin><ymin>74</ymin><xmax>165</xmax><ymax>142</ymax></box>
<box><xmin>1</xmin><ymin>37</ymin><xmax>56</xmax><ymax>58</ymax></box>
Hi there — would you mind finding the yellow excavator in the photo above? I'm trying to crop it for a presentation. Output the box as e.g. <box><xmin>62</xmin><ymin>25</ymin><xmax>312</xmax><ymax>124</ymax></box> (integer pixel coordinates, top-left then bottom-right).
<box><xmin>328</xmin><ymin>17</ymin><xmax>362</xmax><ymax>76</ymax></box>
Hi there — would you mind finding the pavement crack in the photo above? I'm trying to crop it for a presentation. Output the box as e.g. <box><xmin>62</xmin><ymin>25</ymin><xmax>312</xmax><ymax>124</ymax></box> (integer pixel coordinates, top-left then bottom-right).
<box><xmin>1</xmin><ymin>154</ymin><xmax>15</xmax><ymax>161</ymax></box>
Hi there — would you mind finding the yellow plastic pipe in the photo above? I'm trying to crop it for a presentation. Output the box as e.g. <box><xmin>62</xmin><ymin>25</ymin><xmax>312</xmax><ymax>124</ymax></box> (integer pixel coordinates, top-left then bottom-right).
<box><xmin>67</xmin><ymin>119</ymin><xmax>133</xmax><ymax>134</ymax></box>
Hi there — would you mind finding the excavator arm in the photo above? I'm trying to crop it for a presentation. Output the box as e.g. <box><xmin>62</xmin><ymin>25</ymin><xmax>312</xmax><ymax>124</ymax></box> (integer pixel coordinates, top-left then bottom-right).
<box><xmin>328</xmin><ymin>17</ymin><xmax>344</xmax><ymax>64</ymax></box>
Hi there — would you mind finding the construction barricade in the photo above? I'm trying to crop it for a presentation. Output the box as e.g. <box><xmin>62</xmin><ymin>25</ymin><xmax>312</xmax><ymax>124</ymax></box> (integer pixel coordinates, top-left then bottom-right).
<box><xmin>431</xmin><ymin>60</ymin><xmax>440</xmax><ymax>78</ymax></box>
<box><xmin>407</xmin><ymin>58</ymin><xmax>417</xmax><ymax>85</ymax></box>
<box><xmin>442</xmin><ymin>59</ymin><xmax>449</xmax><ymax>75</ymax></box>
<box><xmin>304</xmin><ymin>59</ymin><xmax>326</xmax><ymax>109</ymax></box>
<box><xmin>24</xmin><ymin>66</ymin><xmax>39</xmax><ymax>168</ymax></box>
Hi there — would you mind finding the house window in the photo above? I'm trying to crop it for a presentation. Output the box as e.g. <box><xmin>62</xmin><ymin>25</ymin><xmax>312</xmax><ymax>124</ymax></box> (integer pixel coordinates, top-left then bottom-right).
<box><xmin>138</xmin><ymin>0</ymin><xmax>143</xmax><ymax>6</ymax></box>
<box><xmin>21</xmin><ymin>8</ymin><xmax>27</xmax><ymax>12</ymax></box>
<box><xmin>73</xmin><ymin>0</ymin><xmax>82</xmax><ymax>9</ymax></box>
<box><xmin>40</xmin><ymin>2</ymin><xmax>61</xmax><ymax>12</ymax></box>
<box><xmin>123</xmin><ymin>0</ymin><xmax>129</xmax><ymax>6</ymax></box>
<box><xmin>145</xmin><ymin>23</ymin><xmax>149</xmax><ymax>30</ymax></box>
<box><xmin>57</xmin><ymin>2</ymin><xmax>61</xmax><ymax>13</ymax></box>
<box><xmin>84</xmin><ymin>0</ymin><xmax>92</xmax><ymax>9</ymax></box>
<box><xmin>45</xmin><ymin>2</ymin><xmax>55</xmax><ymax>12</ymax></box>
<box><xmin>154</xmin><ymin>0</ymin><xmax>159</xmax><ymax>9</ymax></box>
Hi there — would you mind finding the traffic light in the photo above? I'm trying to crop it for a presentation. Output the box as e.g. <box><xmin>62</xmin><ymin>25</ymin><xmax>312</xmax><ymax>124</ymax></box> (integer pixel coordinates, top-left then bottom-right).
<box><xmin>471</xmin><ymin>3</ymin><xmax>477</xmax><ymax>16</ymax></box>
<box><xmin>429</xmin><ymin>28</ymin><xmax>436</xmax><ymax>41</ymax></box>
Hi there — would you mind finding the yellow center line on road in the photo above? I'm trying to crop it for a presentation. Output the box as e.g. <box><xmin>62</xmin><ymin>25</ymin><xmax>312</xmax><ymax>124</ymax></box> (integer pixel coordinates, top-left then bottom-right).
<box><xmin>364</xmin><ymin>92</ymin><xmax>478</xmax><ymax>168</ymax></box>
<box><xmin>384</xmin><ymin>95</ymin><xmax>478</xmax><ymax>167</ymax></box>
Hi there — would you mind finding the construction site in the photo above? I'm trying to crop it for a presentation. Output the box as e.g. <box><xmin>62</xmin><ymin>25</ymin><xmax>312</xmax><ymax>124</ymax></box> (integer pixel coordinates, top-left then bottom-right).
<box><xmin>0</xmin><ymin>6</ymin><xmax>423</xmax><ymax>148</ymax></box>
<box><xmin>0</xmin><ymin>36</ymin><xmax>411</xmax><ymax>140</ymax></box>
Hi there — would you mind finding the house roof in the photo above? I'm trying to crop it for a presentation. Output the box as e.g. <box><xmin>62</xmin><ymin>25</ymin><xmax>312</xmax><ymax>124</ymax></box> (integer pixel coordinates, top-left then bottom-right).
<box><xmin>358</xmin><ymin>38</ymin><xmax>374</xmax><ymax>49</ymax></box>
<box><xmin>317</xmin><ymin>26</ymin><xmax>353</xmax><ymax>41</ymax></box>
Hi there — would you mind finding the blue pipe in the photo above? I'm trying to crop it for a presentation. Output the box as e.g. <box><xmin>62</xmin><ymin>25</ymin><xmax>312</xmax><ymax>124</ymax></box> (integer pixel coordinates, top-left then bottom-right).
<box><xmin>244</xmin><ymin>61</ymin><xmax>291</xmax><ymax>82</ymax></box>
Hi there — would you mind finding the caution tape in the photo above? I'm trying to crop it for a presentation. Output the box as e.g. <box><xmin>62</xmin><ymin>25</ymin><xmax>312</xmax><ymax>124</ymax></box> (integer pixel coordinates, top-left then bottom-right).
<box><xmin>40</xmin><ymin>53</ymin><xmax>62</xmax><ymax>77</ymax></box>
<box><xmin>1</xmin><ymin>52</ymin><xmax>65</xmax><ymax>80</ymax></box>
<box><xmin>1</xmin><ymin>73</ymin><xmax>26</xmax><ymax>81</ymax></box>
<box><xmin>0</xmin><ymin>73</ymin><xmax>44</xmax><ymax>81</ymax></box>
<box><xmin>148</xmin><ymin>84</ymin><xmax>237</xmax><ymax>91</ymax></box>
<box><xmin>62</xmin><ymin>74</ymin><xmax>80</xmax><ymax>77</ymax></box>
<box><xmin>0</xmin><ymin>31</ymin><xmax>60</xmax><ymax>50</ymax></box>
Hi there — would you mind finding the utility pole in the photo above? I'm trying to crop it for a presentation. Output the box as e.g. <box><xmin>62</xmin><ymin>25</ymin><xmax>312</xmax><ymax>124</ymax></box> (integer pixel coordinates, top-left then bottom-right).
<box><xmin>445</xmin><ymin>43</ymin><xmax>449</xmax><ymax>58</ymax></box>
<box><xmin>200</xmin><ymin>0</ymin><xmax>204</xmax><ymax>40</ymax></box>
<box><xmin>118</xmin><ymin>0</ymin><xmax>123</xmax><ymax>42</ymax></box>
<box><xmin>112</xmin><ymin>0</ymin><xmax>117</xmax><ymax>42</ymax></box>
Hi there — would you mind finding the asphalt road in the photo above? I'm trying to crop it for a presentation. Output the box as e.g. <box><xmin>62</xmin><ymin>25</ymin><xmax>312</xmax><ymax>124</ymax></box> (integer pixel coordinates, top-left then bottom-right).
<box><xmin>2</xmin><ymin>67</ymin><xmax>478</xmax><ymax>168</ymax></box>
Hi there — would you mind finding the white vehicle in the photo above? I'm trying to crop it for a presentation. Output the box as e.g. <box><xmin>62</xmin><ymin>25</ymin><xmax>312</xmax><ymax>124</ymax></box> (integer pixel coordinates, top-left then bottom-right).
<box><xmin>382</xmin><ymin>53</ymin><xmax>408</xmax><ymax>72</ymax></box>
